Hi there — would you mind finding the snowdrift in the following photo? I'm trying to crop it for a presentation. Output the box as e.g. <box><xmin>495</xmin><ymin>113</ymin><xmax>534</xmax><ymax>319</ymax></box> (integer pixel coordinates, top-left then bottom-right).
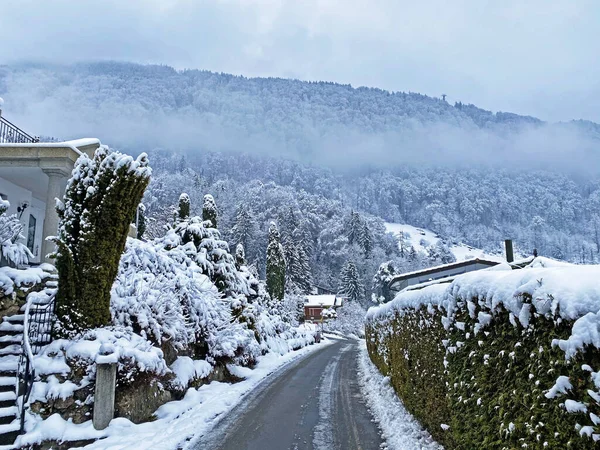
<box><xmin>366</xmin><ymin>258</ymin><xmax>600</xmax><ymax>448</ymax></box>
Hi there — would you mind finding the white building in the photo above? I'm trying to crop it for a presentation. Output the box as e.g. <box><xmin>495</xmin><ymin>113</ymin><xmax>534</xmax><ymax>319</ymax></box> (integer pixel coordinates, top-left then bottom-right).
<box><xmin>0</xmin><ymin>112</ymin><xmax>99</xmax><ymax>264</ymax></box>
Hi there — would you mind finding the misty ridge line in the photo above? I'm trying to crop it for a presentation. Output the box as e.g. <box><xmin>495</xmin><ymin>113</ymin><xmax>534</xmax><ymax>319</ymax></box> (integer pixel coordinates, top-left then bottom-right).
<box><xmin>1</xmin><ymin>60</ymin><xmax>599</xmax><ymax>175</ymax></box>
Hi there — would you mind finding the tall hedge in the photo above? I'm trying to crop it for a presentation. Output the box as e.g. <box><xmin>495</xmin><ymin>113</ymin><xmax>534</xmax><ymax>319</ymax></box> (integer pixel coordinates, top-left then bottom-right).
<box><xmin>366</xmin><ymin>272</ymin><xmax>600</xmax><ymax>449</ymax></box>
<box><xmin>54</xmin><ymin>147</ymin><xmax>151</xmax><ymax>331</ymax></box>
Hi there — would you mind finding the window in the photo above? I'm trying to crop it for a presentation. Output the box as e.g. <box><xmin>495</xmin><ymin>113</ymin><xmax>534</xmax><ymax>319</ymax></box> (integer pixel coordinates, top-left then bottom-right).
<box><xmin>27</xmin><ymin>214</ymin><xmax>36</xmax><ymax>254</ymax></box>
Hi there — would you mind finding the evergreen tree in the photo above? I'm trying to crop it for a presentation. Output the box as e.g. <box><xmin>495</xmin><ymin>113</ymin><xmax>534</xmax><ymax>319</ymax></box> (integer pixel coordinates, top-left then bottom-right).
<box><xmin>346</xmin><ymin>211</ymin><xmax>362</xmax><ymax>245</ymax></box>
<box><xmin>372</xmin><ymin>260</ymin><xmax>396</xmax><ymax>304</ymax></box>
<box><xmin>235</xmin><ymin>243</ymin><xmax>246</xmax><ymax>269</ymax></box>
<box><xmin>408</xmin><ymin>245</ymin><xmax>417</xmax><ymax>261</ymax></box>
<box><xmin>54</xmin><ymin>147</ymin><xmax>151</xmax><ymax>331</ymax></box>
<box><xmin>266</xmin><ymin>221</ymin><xmax>286</xmax><ymax>300</ymax></box>
<box><xmin>178</xmin><ymin>193</ymin><xmax>190</xmax><ymax>222</ymax></box>
<box><xmin>231</xmin><ymin>204</ymin><xmax>255</xmax><ymax>255</ymax></box>
<box><xmin>360</xmin><ymin>221</ymin><xmax>374</xmax><ymax>257</ymax></box>
<box><xmin>203</xmin><ymin>194</ymin><xmax>218</xmax><ymax>228</ymax></box>
<box><xmin>338</xmin><ymin>261</ymin><xmax>364</xmax><ymax>303</ymax></box>
<box><xmin>135</xmin><ymin>203</ymin><xmax>146</xmax><ymax>239</ymax></box>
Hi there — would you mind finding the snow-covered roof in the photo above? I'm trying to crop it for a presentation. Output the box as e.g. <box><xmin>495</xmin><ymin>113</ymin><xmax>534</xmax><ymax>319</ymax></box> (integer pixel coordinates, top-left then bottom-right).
<box><xmin>390</xmin><ymin>258</ymin><xmax>500</xmax><ymax>284</ymax></box>
<box><xmin>304</xmin><ymin>295</ymin><xmax>343</xmax><ymax>307</ymax></box>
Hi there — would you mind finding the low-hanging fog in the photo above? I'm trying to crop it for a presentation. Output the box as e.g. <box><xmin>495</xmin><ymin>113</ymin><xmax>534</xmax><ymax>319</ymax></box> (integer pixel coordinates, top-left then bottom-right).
<box><xmin>1</xmin><ymin>62</ymin><xmax>599</xmax><ymax>176</ymax></box>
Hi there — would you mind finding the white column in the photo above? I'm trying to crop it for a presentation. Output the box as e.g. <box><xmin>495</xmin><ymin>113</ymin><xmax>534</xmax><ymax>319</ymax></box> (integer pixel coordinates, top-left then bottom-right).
<box><xmin>41</xmin><ymin>169</ymin><xmax>67</xmax><ymax>264</ymax></box>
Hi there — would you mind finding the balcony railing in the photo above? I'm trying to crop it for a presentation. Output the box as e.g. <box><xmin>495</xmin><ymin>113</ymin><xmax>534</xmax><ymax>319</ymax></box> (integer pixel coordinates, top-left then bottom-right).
<box><xmin>0</xmin><ymin>116</ymin><xmax>38</xmax><ymax>144</ymax></box>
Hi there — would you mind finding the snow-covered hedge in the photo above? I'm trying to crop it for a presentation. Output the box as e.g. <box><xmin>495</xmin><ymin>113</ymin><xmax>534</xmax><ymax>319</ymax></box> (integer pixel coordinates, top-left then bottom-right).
<box><xmin>366</xmin><ymin>258</ymin><xmax>600</xmax><ymax>449</ymax></box>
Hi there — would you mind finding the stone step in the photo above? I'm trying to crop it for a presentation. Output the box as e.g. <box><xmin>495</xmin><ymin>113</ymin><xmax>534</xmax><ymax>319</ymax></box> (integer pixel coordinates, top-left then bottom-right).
<box><xmin>2</xmin><ymin>315</ymin><xmax>24</xmax><ymax>324</ymax></box>
<box><xmin>0</xmin><ymin>378</ymin><xmax>16</xmax><ymax>388</ymax></box>
<box><xmin>0</xmin><ymin>356</ymin><xmax>19</xmax><ymax>375</ymax></box>
<box><xmin>0</xmin><ymin>385</ymin><xmax>15</xmax><ymax>395</ymax></box>
<box><xmin>0</xmin><ymin>400</ymin><xmax>14</xmax><ymax>410</ymax></box>
<box><xmin>0</xmin><ymin>415</ymin><xmax>15</xmax><ymax>426</ymax></box>
<box><xmin>0</xmin><ymin>420</ymin><xmax>20</xmax><ymax>446</ymax></box>
<box><xmin>0</xmin><ymin>346</ymin><xmax>21</xmax><ymax>357</ymax></box>
<box><xmin>0</xmin><ymin>323</ymin><xmax>23</xmax><ymax>333</ymax></box>
<box><xmin>0</xmin><ymin>393</ymin><xmax>16</xmax><ymax>404</ymax></box>
<box><xmin>0</xmin><ymin>336</ymin><xmax>20</xmax><ymax>345</ymax></box>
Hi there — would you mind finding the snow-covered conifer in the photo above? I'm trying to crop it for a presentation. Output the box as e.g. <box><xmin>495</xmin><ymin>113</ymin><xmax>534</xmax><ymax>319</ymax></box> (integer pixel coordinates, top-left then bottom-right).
<box><xmin>203</xmin><ymin>194</ymin><xmax>218</xmax><ymax>228</ymax></box>
<box><xmin>360</xmin><ymin>221</ymin><xmax>374</xmax><ymax>257</ymax></box>
<box><xmin>235</xmin><ymin>243</ymin><xmax>246</xmax><ymax>269</ymax></box>
<box><xmin>266</xmin><ymin>221</ymin><xmax>286</xmax><ymax>300</ymax></box>
<box><xmin>178</xmin><ymin>193</ymin><xmax>190</xmax><ymax>222</ymax></box>
<box><xmin>54</xmin><ymin>146</ymin><xmax>151</xmax><ymax>331</ymax></box>
<box><xmin>372</xmin><ymin>260</ymin><xmax>396</xmax><ymax>303</ymax></box>
<box><xmin>338</xmin><ymin>261</ymin><xmax>364</xmax><ymax>303</ymax></box>
<box><xmin>346</xmin><ymin>211</ymin><xmax>362</xmax><ymax>245</ymax></box>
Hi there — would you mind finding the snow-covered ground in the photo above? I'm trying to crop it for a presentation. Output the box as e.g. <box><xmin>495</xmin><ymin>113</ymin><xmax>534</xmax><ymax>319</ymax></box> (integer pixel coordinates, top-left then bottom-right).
<box><xmin>385</xmin><ymin>222</ymin><xmax>504</xmax><ymax>262</ymax></box>
<box><xmin>356</xmin><ymin>341</ymin><xmax>443</xmax><ymax>450</ymax></box>
<box><xmin>17</xmin><ymin>337</ymin><xmax>334</xmax><ymax>450</ymax></box>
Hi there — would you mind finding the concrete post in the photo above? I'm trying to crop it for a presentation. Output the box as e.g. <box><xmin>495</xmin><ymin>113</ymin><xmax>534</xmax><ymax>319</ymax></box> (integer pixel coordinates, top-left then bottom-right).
<box><xmin>93</xmin><ymin>362</ymin><xmax>117</xmax><ymax>430</ymax></box>
<box><xmin>41</xmin><ymin>169</ymin><xmax>67</xmax><ymax>263</ymax></box>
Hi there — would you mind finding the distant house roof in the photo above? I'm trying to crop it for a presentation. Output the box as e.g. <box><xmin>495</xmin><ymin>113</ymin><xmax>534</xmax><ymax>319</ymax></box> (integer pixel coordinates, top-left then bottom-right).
<box><xmin>390</xmin><ymin>258</ymin><xmax>500</xmax><ymax>284</ymax></box>
<box><xmin>304</xmin><ymin>295</ymin><xmax>343</xmax><ymax>308</ymax></box>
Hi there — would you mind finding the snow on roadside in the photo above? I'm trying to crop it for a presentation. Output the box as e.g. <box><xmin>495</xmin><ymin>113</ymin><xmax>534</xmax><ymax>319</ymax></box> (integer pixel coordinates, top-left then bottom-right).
<box><xmin>356</xmin><ymin>340</ymin><xmax>443</xmax><ymax>450</ymax></box>
<box><xmin>19</xmin><ymin>337</ymin><xmax>334</xmax><ymax>450</ymax></box>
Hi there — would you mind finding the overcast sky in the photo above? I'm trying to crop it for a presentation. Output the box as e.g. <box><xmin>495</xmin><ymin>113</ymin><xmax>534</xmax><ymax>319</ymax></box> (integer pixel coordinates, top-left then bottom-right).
<box><xmin>1</xmin><ymin>0</ymin><xmax>599</xmax><ymax>122</ymax></box>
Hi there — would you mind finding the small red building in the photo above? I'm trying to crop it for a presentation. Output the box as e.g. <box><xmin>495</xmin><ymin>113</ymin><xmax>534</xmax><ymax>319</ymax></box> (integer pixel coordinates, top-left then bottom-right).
<box><xmin>304</xmin><ymin>295</ymin><xmax>343</xmax><ymax>322</ymax></box>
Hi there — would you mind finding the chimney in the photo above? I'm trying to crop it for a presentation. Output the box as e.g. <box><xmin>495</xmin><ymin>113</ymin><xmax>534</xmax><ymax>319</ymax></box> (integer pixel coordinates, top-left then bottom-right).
<box><xmin>504</xmin><ymin>239</ymin><xmax>514</xmax><ymax>263</ymax></box>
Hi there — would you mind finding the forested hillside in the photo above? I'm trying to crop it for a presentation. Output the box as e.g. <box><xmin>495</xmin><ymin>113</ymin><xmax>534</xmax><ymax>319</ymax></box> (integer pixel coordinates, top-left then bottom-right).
<box><xmin>2</xmin><ymin>61</ymin><xmax>600</xmax><ymax>303</ymax></box>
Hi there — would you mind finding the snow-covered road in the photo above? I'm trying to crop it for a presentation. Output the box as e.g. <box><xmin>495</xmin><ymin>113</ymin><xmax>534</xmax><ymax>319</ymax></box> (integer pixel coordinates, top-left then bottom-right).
<box><xmin>190</xmin><ymin>337</ymin><xmax>383</xmax><ymax>450</ymax></box>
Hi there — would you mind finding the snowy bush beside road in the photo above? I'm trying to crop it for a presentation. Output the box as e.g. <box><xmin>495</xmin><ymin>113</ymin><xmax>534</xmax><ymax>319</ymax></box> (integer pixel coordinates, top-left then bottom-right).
<box><xmin>366</xmin><ymin>258</ymin><xmax>600</xmax><ymax>448</ymax></box>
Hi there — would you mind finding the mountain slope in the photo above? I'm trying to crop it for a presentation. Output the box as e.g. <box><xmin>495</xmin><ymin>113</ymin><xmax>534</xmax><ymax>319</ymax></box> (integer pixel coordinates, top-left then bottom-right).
<box><xmin>1</xmin><ymin>62</ymin><xmax>598</xmax><ymax>171</ymax></box>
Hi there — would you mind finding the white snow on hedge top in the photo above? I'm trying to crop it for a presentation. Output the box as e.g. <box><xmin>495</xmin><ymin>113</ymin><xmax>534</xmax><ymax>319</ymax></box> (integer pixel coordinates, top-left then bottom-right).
<box><xmin>367</xmin><ymin>258</ymin><xmax>600</xmax><ymax>359</ymax></box>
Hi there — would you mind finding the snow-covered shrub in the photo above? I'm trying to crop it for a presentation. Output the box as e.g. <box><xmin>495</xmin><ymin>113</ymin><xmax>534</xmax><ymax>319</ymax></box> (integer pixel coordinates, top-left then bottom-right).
<box><xmin>0</xmin><ymin>198</ymin><xmax>32</xmax><ymax>266</ymax></box>
<box><xmin>366</xmin><ymin>259</ymin><xmax>600</xmax><ymax>449</ymax></box>
<box><xmin>54</xmin><ymin>146</ymin><xmax>151</xmax><ymax>331</ymax></box>
<box><xmin>112</xmin><ymin>235</ymin><xmax>258</xmax><ymax>365</ymax></box>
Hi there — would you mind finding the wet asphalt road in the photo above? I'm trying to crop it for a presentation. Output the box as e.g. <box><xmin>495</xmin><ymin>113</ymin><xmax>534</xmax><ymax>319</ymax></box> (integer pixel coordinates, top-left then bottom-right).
<box><xmin>192</xmin><ymin>338</ymin><xmax>383</xmax><ymax>450</ymax></box>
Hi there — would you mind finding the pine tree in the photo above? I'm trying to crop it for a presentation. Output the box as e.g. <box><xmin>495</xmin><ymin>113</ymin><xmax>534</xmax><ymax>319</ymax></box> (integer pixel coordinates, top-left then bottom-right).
<box><xmin>235</xmin><ymin>243</ymin><xmax>246</xmax><ymax>269</ymax></box>
<box><xmin>203</xmin><ymin>194</ymin><xmax>218</xmax><ymax>228</ymax></box>
<box><xmin>346</xmin><ymin>211</ymin><xmax>362</xmax><ymax>245</ymax></box>
<box><xmin>135</xmin><ymin>203</ymin><xmax>146</xmax><ymax>239</ymax></box>
<box><xmin>338</xmin><ymin>261</ymin><xmax>364</xmax><ymax>303</ymax></box>
<box><xmin>408</xmin><ymin>245</ymin><xmax>417</xmax><ymax>261</ymax></box>
<box><xmin>54</xmin><ymin>147</ymin><xmax>151</xmax><ymax>331</ymax></box>
<box><xmin>178</xmin><ymin>193</ymin><xmax>190</xmax><ymax>222</ymax></box>
<box><xmin>231</xmin><ymin>205</ymin><xmax>255</xmax><ymax>255</ymax></box>
<box><xmin>266</xmin><ymin>221</ymin><xmax>286</xmax><ymax>300</ymax></box>
<box><xmin>359</xmin><ymin>221</ymin><xmax>373</xmax><ymax>257</ymax></box>
<box><xmin>372</xmin><ymin>261</ymin><xmax>396</xmax><ymax>303</ymax></box>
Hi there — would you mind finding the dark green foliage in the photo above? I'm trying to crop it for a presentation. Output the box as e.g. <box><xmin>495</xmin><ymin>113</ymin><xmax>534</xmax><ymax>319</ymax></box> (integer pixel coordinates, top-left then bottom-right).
<box><xmin>178</xmin><ymin>193</ymin><xmax>190</xmax><ymax>221</ymax></box>
<box><xmin>266</xmin><ymin>222</ymin><xmax>285</xmax><ymax>300</ymax></box>
<box><xmin>203</xmin><ymin>194</ymin><xmax>218</xmax><ymax>228</ymax></box>
<box><xmin>366</xmin><ymin>296</ymin><xmax>600</xmax><ymax>449</ymax></box>
<box><xmin>55</xmin><ymin>148</ymin><xmax>151</xmax><ymax>331</ymax></box>
<box><xmin>135</xmin><ymin>203</ymin><xmax>147</xmax><ymax>239</ymax></box>
<box><xmin>366</xmin><ymin>308</ymin><xmax>452</xmax><ymax>446</ymax></box>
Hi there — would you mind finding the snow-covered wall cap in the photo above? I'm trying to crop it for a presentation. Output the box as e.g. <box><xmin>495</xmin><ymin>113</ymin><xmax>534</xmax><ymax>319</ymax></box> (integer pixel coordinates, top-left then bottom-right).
<box><xmin>367</xmin><ymin>261</ymin><xmax>600</xmax><ymax>323</ymax></box>
<box><xmin>0</xmin><ymin>138</ymin><xmax>101</xmax><ymax>155</ymax></box>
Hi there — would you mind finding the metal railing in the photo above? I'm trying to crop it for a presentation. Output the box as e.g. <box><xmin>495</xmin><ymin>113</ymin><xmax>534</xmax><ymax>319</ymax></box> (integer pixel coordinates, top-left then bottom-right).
<box><xmin>17</xmin><ymin>290</ymin><xmax>55</xmax><ymax>432</ymax></box>
<box><xmin>0</xmin><ymin>116</ymin><xmax>38</xmax><ymax>144</ymax></box>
